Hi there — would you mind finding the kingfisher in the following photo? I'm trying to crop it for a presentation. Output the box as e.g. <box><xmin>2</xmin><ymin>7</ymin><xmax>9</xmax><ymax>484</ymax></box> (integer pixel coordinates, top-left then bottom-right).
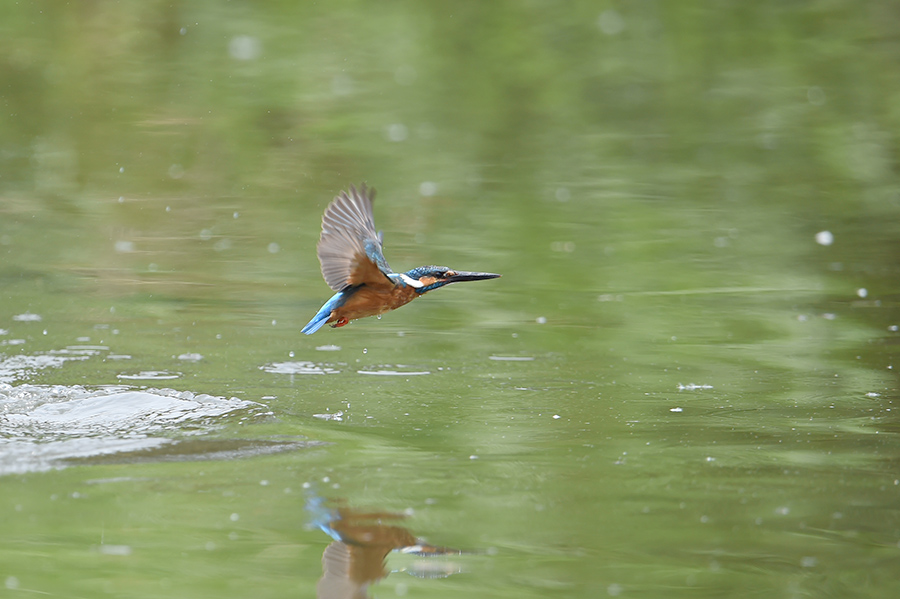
<box><xmin>301</xmin><ymin>184</ymin><xmax>500</xmax><ymax>334</ymax></box>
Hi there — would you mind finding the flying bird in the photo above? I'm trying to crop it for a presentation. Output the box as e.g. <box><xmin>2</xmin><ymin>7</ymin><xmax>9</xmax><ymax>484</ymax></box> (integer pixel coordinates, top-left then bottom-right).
<box><xmin>302</xmin><ymin>184</ymin><xmax>500</xmax><ymax>334</ymax></box>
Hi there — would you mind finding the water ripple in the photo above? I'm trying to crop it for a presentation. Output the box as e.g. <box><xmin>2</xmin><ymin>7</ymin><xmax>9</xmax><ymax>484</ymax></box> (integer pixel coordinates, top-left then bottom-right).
<box><xmin>357</xmin><ymin>369</ymin><xmax>431</xmax><ymax>376</ymax></box>
<box><xmin>117</xmin><ymin>371</ymin><xmax>182</xmax><ymax>380</ymax></box>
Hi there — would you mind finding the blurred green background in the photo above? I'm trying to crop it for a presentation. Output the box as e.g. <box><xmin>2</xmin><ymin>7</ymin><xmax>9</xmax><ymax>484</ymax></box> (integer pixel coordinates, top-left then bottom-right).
<box><xmin>1</xmin><ymin>1</ymin><xmax>899</xmax><ymax>598</ymax></box>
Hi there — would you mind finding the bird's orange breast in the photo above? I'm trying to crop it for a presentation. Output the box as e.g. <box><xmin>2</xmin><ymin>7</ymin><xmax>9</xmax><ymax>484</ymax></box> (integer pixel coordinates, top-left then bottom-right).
<box><xmin>329</xmin><ymin>285</ymin><xmax>419</xmax><ymax>324</ymax></box>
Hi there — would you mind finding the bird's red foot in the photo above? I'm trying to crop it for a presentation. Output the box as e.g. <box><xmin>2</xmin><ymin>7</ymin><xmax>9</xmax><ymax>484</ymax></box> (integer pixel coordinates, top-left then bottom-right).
<box><xmin>331</xmin><ymin>317</ymin><xmax>349</xmax><ymax>328</ymax></box>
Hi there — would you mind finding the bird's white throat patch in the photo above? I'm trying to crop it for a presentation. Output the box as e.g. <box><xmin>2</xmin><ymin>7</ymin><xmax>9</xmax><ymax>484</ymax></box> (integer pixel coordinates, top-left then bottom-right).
<box><xmin>399</xmin><ymin>273</ymin><xmax>424</xmax><ymax>288</ymax></box>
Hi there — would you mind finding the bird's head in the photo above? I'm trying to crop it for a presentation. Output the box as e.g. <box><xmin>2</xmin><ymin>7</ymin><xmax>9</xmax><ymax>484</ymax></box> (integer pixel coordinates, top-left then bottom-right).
<box><xmin>400</xmin><ymin>266</ymin><xmax>501</xmax><ymax>294</ymax></box>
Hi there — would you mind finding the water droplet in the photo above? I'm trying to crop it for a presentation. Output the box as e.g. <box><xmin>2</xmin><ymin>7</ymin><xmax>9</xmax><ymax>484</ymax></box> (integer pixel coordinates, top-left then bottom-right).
<box><xmin>362</xmin><ymin>348</ymin><xmax>367</xmax><ymax>354</ymax></box>
<box><xmin>807</xmin><ymin>86</ymin><xmax>826</xmax><ymax>106</ymax></box>
<box><xmin>288</xmin><ymin>351</ymin><xmax>295</xmax><ymax>358</ymax></box>
<box><xmin>597</xmin><ymin>9</ymin><xmax>625</xmax><ymax>35</ymax></box>
<box><xmin>419</xmin><ymin>181</ymin><xmax>438</xmax><ymax>196</ymax></box>
<box><xmin>332</xmin><ymin>73</ymin><xmax>353</xmax><ymax>96</ymax></box>
<box><xmin>394</xmin><ymin>64</ymin><xmax>417</xmax><ymax>85</ymax></box>
<box><xmin>815</xmin><ymin>230</ymin><xmax>833</xmax><ymax>246</ymax></box>
<box><xmin>387</xmin><ymin>123</ymin><xmax>408</xmax><ymax>142</ymax></box>
<box><xmin>228</xmin><ymin>35</ymin><xmax>261</xmax><ymax>61</ymax></box>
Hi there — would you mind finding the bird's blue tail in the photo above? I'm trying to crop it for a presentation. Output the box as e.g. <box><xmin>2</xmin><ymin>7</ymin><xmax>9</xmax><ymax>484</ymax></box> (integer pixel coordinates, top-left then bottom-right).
<box><xmin>301</xmin><ymin>291</ymin><xmax>346</xmax><ymax>335</ymax></box>
<box><xmin>301</xmin><ymin>308</ymin><xmax>331</xmax><ymax>335</ymax></box>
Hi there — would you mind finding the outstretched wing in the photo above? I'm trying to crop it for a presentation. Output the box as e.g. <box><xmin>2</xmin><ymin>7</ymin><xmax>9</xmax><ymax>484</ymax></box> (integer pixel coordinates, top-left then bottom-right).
<box><xmin>317</xmin><ymin>184</ymin><xmax>393</xmax><ymax>291</ymax></box>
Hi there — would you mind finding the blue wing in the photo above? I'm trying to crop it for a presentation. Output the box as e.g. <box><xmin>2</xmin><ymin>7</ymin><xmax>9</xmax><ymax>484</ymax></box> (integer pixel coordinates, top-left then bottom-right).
<box><xmin>317</xmin><ymin>184</ymin><xmax>393</xmax><ymax>291</ymax></box>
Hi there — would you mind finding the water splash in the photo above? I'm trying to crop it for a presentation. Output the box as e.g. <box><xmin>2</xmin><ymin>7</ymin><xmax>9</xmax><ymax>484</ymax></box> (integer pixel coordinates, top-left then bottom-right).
<box><xmin>261</xmin><ymin>361</ymin><xmax>339</xmax><ymax>375</ymax></box>
<box><xmin>12</xmin><ymin>312</ymin><xmax>42</xmax><ymax>322</ymax></box>
<box><xmin>312</xmin><ymin>411</ymin><xmax>344</xmax><ymax>421</ymax></box>
<box><xmin>0</xmin><ymin>352</ymin><xmax>88</xmax><ymax>384</ymax></box>
<box><xmin>0</xmin><ymin>385</ymin><xmax>267</xmax><ymax>475</ymax></box>
<box><xmin>677</xmin><ymin>383</ymin><xmax>714</xmax><ymax>391</ymax></box>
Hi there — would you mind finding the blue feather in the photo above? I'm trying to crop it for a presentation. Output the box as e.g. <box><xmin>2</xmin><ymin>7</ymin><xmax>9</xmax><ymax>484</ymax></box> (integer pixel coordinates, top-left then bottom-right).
<box><xmin>364</xmin><ymin>239</ymin><xmax>392</xmax><ymax>275</ymax></box>
<box><xmin>302</xmin><ymin>291</ymin><xmax>350</xmax><ymax>335</ymax></box>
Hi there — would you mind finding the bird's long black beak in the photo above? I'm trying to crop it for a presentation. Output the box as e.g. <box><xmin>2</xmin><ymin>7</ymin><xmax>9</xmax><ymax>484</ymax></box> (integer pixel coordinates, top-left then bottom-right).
<box><xmin>446</xmin><ymin>271</ymin><xmax>502</xmax><ymax>284</ymax></box>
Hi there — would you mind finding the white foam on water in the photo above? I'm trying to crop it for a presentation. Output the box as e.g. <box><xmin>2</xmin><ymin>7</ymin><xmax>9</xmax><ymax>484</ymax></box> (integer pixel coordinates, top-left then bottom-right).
<box><xmin>0</xmin><ymin>385</ymin><xmax>263</xmax><ymax>475</ymax></box>
<box><xmin>261</xmin><ymin>361</ymin><xmax>339</xmax><ymax>375</ymax></box>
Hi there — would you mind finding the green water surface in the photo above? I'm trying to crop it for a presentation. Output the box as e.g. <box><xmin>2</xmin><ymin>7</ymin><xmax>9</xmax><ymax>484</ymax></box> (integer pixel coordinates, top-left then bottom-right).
<box><xmin>2</xmin><ymin>2</ymin><xmax>899</xmax><ymax>598</ymax></box>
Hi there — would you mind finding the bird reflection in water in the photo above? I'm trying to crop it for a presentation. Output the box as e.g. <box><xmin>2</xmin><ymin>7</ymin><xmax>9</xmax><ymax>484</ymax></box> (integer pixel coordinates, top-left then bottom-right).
<box><xmin>307</xmin><ymin>495</ymin><xmax>462</xmax><ymax>598</ymax></box>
